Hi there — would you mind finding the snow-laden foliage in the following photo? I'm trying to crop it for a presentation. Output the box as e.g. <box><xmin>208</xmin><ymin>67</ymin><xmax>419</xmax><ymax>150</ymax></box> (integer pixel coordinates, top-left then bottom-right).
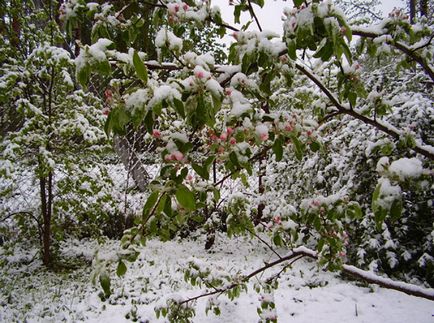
<box><xmin>1</xmin><ymin>0</ymin><xmax>433</xmax><ymax>321</ymax></box>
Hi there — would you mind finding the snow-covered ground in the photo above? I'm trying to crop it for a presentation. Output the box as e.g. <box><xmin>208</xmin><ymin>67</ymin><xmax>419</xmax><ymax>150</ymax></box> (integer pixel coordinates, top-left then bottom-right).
<box><xmin>1</xmin><ymin>234</ymin><xmax>433</xmax><ymax>322</ymax></box>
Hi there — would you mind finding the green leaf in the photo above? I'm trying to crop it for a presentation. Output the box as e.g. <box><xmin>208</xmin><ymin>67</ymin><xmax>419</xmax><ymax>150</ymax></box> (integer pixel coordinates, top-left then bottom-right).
<box><xmin>144</xmin><ymin>111</ymin><xmax>154</xmax><ymax>133</ymax></box>
<box><xmin>310</xmin><ymin>141</ymin><xmax>321</xmax><ymax>152</ymax></box>
<box><xmin>133</xmin><ymin>50</ymin><xmax>148</xmax><ymax>85</ymax></box>
<box><xmin>251</xmin><ymin>0</ymin><xmax>264</xmax><ymax>8</ymax></box>
<box><xmin>314</xmin><ymin>41</ymin><xmax>334</xmax><ymax>61</ymax></box>
<box><xmin>287</xmin><ymin>39</ymin><xmax>297</xmax><ymax>60</ymax></box>
<box><xmin>346</xmin><ymin>202</ymin><xmax>363</xmax><ymax>220</ymax></box>
<box><xmin>229</xmin><ymin>152</ymin><xmax>241</xmax><ymax>168</ymax></box>
<box><xmin>192</xmin><ymin>163</ymin><xmax>209</xmax><ymax>180</ymax></box>
<box><xmin>172</xmin><ymin>98</ymin><xmax>185</xmax><ymax>118</ymax></box>
<box><xmin>143</xmin><ymin>191</ymin><xmax>159</xmax><ymax>218</ymax></box>
<box><xmin>204</xmin><ymin>156</ymin><xmax>215</xmax><ymax>168</ymax></box>
<box><xmin>99</xmin><ymin>272</ymin><xmax>111</xmax><ymax>297</ymax></box>
<box><xmin>116</xmin><ymin>260</ymin><xmax>127</xmax><ymax>277</ymax></box>
<box><xmin>372</xmin><ymin>183</ymin><xmax>381</xmax><ymax>204</ymax></box>
<box><xmin>390</xmin><ymin>199</ymin><xmax>403</xmax><ymax>221</ymax></box>
<box><xmin>293</xmin><ymin>0</ymin><xmax>304</xmax><ymax>7</ymax></box>
<box><xmin>77</xmin><ymin>65</ymin><xmax>90</xmax><ymax>88</ymax></box>
<box><xmin>213</xmin><ymin>188</ymin><xmax>221</xmax><ymax>203</ymax></box>
<box><xmin>291</xmin><ymin>135</ymin><xmax>304</xmax><ymax>161</ymax></box>
<box><xmin>340</xmin><ymin>41</ymin><xmax>352</xmax><ymax>64</ymax></box>
<box><xmin>234</xmin><ymin>4</ymin><xmax>242</xmax><ymax>24</ymax></box>
<box><xmin>98</xmin><ymin>60</ymin><xmax>111</xmax><ymax>75</ymax></box>
<box><xmin>272</xmin><ymin>137</ymin><xmax>283</xmax><ymax>161</ymax></box>
<box><xmin>175</xmin><ymin>185</ymin><xmax>196</xmax><ymax>211</ymax></box>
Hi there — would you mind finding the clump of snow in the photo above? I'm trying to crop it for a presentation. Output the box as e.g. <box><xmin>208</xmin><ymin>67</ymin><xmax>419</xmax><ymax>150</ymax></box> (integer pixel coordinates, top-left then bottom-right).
<box><xmin>205</xmin><ymin>79</ymin><xmax>223</xmax><ymax>97</ymax></box>
<box><xmin>376</xmin><ymin>156</ymin><xmax>389</xmax><ymax>173</ymax></box>
<box><xmin>389</xmin><ymin>158</ymin><xmax>423</xmax><ymax>181</ymax></box>
<box><xmin>227</xmin><ymin>89</ymin><xmax>251</xmax><ymax>117</ymax></box>
<box><xmin>155</xmin><ymin>27</ymin><xmax>183</xmax><ymax>51</ymax></box>
<box><xmin>377</xmin><ymin>177</ymin><xmax>401</xmax><ymax>209</ymax></box>
<box><xmin>125</xmin><ymin>89</ymin><xmax>149</xmax><ymax>111</ymax></box>
<box><xmin>75</xmin><ymin>38</ymin><xmax>112</xmax><ymax>71</ymax></box>
<box><xmin>171</xmin><ymin>132</ymin><xmax>189</xmax><ymax>143</ymax></box>
<box><xmin>148</xmin><ymin>85</ymin><xmax>181</xmax><ymax>108</ymax></box>
<box><xmin>255</xmin><ymin>124</ymin><xmax>269</xmax><ymax>141</ymax></box>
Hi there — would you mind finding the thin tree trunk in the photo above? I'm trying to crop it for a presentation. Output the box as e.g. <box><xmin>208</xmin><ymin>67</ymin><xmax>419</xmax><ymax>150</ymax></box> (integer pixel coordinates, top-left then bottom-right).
<box><xmin>420</xmin><ymin>0</ymin><xmax>428</xmax><ymax>17</ymax></box>
<box><xmin>410</xmin><ymin>0</ymin><xmax>416</xmax><ymax>24</ymax></box>
<box><xmin>39</xmin><ymin>175</ymin><xmax>51</xmax><ymax>266</ymax></box>
<box><xmin>254</xmin><ymin>156</ymin><xmax>266</xmax><ymax>226</ymax></box>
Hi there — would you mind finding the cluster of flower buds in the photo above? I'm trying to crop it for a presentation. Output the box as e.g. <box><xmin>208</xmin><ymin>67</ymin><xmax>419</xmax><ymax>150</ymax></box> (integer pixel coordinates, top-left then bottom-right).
<box><xmin>167</xmin><ymin>2</ymin><xmax>190</xmax><ymax>23</ymax></box>
<box><xmin>164</xmin><ymin>151</ymin><xmax>185</xmax><ymax>162</ymax></box>
<box><xmin>388</xmin><ymin>8</ymin><xmax>409</xmax><ymax>20</ymax></box>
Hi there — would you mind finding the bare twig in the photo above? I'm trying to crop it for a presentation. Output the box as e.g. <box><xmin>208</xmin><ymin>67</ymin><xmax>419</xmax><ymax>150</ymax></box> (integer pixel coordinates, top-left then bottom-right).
<box><xmin>247</xmin><ymin>0</ymin><xmax>262</xmax><ymax>32</ymax></box>
<box><xmin>247</xmin><ymin>228</ymin><xmax>283</xmax><ymax>259</ymax></box>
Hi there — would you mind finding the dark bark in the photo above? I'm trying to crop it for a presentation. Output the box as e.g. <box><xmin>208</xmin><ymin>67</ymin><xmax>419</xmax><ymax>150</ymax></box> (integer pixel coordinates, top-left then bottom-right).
<box><xmin>39</xmin><ymin>175</ymin><xmax>51</xmax><ymax>266</ymax></box>
<box><xmin>409</xmin><ymin>0</ymin><xmax>416</xmax><ymax>23</ymax></box>
<box><xmin>420</xmin><ymin>0</ymin><xmax>428</xmax><ymax>17</ymax></box>
<box><xmin>254</xmin><ymin>156</ymin><xmax>266</xmax><ymax>226</ymax></box>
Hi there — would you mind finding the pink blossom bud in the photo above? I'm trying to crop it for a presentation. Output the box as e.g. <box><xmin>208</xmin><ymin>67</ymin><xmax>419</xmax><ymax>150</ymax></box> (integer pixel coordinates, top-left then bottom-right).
<box><xmin>312</xmin><ymin>200</ymin><xmax>320</xmax><ymax>207</ymax></box>
<box><xmin>220</xmin><ymin>132</ymin><xmax>228</xmax><ymax>141</ymax></box>
<box><xmin>273</xmin><ymin>216</ymin><xmax>281</xmax><ymax>225</ymax></box>
<box><xmin>182</xmin><ymin>3</ymin><xmax>189</xmax><ymax>11</ymax></box>
<box><xmin>152</xmin><ymin>129</ymin><xmax>161</xmax><ymax>138</ymax></box>
<box><xmin>260</xmin><ymin>133</ymin><xmax>269</xmax><ymax>141</ymax></box>
<box><xmin>175</xmin><ymin>4</ymin><xmax>180</xmax><ymax>12</ymax></box>
<box><xmin>187</xmin><ymin>174</ymin><xmax>193</xmax><ymax>181</ymax></box>
<box><xmin>226</xmin><ymin>127</ymin><xmax>234</xmax><ymax>135</ymax></box>
<box><xmin>284</xmin><ymin>123</ymin><xmax>293</xmax><ymax>132</ymax></box>
<box><xmin>224</xmin><ymin>88</ymin><xmax>232</xmax><ymax>96</ymax></box>
<box><xmin>195</xmin><ymin>70</ymin><xmax>204</xmax><ymax>79</ymax></box>
<box><xmin>173</xmin><ymin>151</ymin><xmax>184</xmax><ymax>161</ymax></box>
<box><xmin>104</xmin><ymin>89</ymin><xmax>113</xmax><ymax>99</ymax></box>
<box><xmin>229</xmin><ymin>137</ymin><xmax>237</xmax><ymax>145</ymax></box>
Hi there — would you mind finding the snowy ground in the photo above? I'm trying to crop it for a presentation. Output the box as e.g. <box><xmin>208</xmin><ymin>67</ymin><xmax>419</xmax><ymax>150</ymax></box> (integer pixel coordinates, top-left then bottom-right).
<box><xmin>1</xmin><ymin>234</ymin><xmax>433</xmax><ymax>322</ymax></box>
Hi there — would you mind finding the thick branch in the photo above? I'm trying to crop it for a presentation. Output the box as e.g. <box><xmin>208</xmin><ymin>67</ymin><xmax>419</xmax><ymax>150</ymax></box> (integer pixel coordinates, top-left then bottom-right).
<box><xmin>342</xmin><ymin>265</ymin><xmax>434</xmax><ymax>301</ymax></box>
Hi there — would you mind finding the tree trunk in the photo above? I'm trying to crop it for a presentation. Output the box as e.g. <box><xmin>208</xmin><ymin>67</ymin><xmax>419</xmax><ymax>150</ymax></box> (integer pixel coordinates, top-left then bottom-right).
<box><xmin>39</xmin><ymin>175</ymin><xmax>51</xmax><ymax>266</ymax></box>
<box><xmin>420</xmin><ymin>0</ymin><xmax>428</xmax><ymax>17</ymax></box>
<box><xmin>409</xmin><ymin>0</ymin><xmax>416</xmax><ymax>23</ymax></box>
<box><xmin>254</xmin><ymin>156</ymin><xmax>266</xmax><ymax>226</ymax></box>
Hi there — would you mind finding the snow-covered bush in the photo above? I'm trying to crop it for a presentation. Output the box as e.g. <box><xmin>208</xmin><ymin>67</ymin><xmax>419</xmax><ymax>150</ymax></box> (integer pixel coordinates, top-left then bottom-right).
<box><xmin>0</xmin><ymin>4</ymin><xmax>117</xmax><ymax>266</ymax></box>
